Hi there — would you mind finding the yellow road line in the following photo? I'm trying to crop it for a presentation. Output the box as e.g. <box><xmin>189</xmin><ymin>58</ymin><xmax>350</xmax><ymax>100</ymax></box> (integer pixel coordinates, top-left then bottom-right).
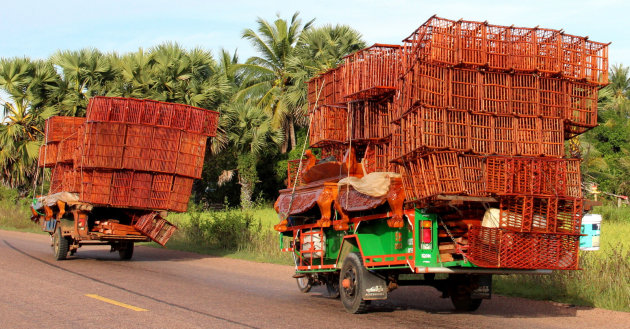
<box><xmin>85</xmin><ymin>294</ymin><xmax>148</xmax><ymax>312</ymax></box>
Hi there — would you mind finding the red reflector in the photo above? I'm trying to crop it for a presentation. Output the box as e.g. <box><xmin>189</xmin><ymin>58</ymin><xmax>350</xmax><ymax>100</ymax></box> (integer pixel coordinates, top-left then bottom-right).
<box><xmin>422</xmin><ymin>228</ymin><xmax>432</xmax><ymax>243</ymax></box>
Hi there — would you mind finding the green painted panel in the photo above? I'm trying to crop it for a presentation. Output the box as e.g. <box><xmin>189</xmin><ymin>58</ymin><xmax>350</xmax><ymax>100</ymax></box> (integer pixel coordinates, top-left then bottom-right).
<box><xmin>356</xmin><ymin>220</ymin><xmax>413</xmax><ymax>257</ymax></box>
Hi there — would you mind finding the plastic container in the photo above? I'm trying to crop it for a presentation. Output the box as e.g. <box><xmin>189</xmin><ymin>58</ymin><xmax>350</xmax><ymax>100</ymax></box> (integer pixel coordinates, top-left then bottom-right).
<box><xmin>580</xmin><ymin>214</ymin><xmax>602</xmax><ymax>250</ymax></box>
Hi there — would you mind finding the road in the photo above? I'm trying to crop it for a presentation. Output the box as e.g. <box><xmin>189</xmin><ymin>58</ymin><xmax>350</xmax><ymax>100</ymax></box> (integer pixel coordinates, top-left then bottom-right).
<box><xmin>0</xmin><ymin>229</ymin><xmax>627</xmax><ymax>329</ymax></box>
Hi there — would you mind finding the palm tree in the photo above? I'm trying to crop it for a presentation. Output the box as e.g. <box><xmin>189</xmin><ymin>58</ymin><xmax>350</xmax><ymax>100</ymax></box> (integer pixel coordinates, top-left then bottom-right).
<box><xmin>0</xmin><ymin>57</ymin><xmax>56</xmax><ymax>191</ymax></box>
<box><xmin>216</xmin><ymin>102</ymin><xmax>283</xmax><ymax>208</ymax></box>
<box><xmin>237</xmin><ymin>12</ymin><xmax>314</xmax><ymax>153</ymax></box>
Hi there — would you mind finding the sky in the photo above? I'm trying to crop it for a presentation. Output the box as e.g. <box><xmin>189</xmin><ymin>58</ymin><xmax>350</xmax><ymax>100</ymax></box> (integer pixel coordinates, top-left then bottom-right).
<box><xmin>1</xmin><ymin>0</ymin><xmax>629</xmax><ymax>66</ymax></box>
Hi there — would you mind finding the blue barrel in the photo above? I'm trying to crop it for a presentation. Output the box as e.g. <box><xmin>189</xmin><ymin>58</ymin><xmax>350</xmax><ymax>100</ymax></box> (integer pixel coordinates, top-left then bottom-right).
<box><xmin>580</xmin><ymin>214</ymin><xmax>602</xmax><ymax>251</ymax></box>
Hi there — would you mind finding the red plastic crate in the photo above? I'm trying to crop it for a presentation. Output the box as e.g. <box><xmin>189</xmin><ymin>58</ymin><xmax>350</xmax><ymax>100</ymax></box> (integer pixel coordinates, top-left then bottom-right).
<box><xmin>511</xmin><ymin>73</ymin><xmax>538</xmax><ymax>116</ymax></box>
<box><xmin>493</xmin><ymin>115</ymin><xmax>516</xmax><ymax>156</ymax></box>
<box><xmin>176</xmin><ymin>131</ymin><xmax>207</xmax><ymax>179</ymax></box>
<box><xmin>485</xmin><ymin>24</ymin><xmax>511</xmax><ymax>70</ymax></box>
<box><xmin>56</xmin><ymin>134</ymin><xmax>78</xmax><ymax>164</ymax></box>
<box><xmin>539</xmin><ymin>77</ymin><xmax>566</xmax><ymax>118</ymax></box>
<box><xmin>467</xmin><ymin>226</ymin><xmax>580</xmax><ymax>270</ymax></box>
<box><xmin>460</xmin><ymin>155</ymin><xmax>485</xmax><ymax>196</ymax></box>
<box><xmin>516</xmin><ymin>116</ymin><xmax>541</xmax><ymax>156</ymax></box>
<box><xmin>509</xmin><ymin>27</ymin><xmax>536</xmax><ymax>71</ymax></box>
<box><xmin>49</xmin><ymin>163</ymin><xmax>72</xmax><ymax>194</ymax></box>
<box><xmin>451</xmin><ymin>68</ymin><xmax>480</xmax><ymax>111</ymax></box>
<box><xmin>584</xmin><ymin>40</ymin><xmax>609</xmax><ymax>85</ymax></box>
<box><xmin>79</xmin><ymin>170</ymin><xmax>113</xmax><ymax>205</ymax></box>
<box><xmin>535</xmin><ymin>28</ymin><xmax>562</xmax><ymax>74</ymax></box>
<box><xmin>561</xmin><ymin>34</ymin><xmax>586</xmax><ymax>80</ymax></box>
<box><xmin>482</xmin><ymin>71</ymin><xmax>510</xmax><ymax>114</ymax></box>
<box><xmin>309</xmin><ymin>105</ymin><xmax>348</xmax><ymax>147</ymax></box>
<box><xmin>445</xmin><ymin>109</ymin><xmax>469</xmax><ymax>151</ymax></box>
<box><xmin>541</xmin><ymin>118</ymin><xmax>564</xmax><ymax>157</ymax></box>
<box><xmin>457</xmin><ymin>20</ymin><xmax>486</xmax><ymax>66</ymax></box>
<box><xmin>44</xmin><ymin>116</ymin><xmax>86</xmax><ymax>142</ymax></box>
<box><xmin>403</xmin><ymin>16</ymin><xmax>458</xmax><ymax>65</ymax></box>
<box><xmin>170</xmin><ymin>176</ymin><xmax>194</xmax><ymax>212</ymax></box>
<box><xmin>566</xmin><ymin>81</ymin><xmax>598</xmax><ymax>128</ymax></box>
<box><xmin>148</xmin><ymin>174</ymin><xmax>173</xmax><ymax>210</ymax></box>
<box><xmin>149</xmin><ymin>127</ymin><xmax>180</xmax><ymax>174</ymax></box>
<box><xmin>110</xmin><ymin>171</ymin><xmax>134</xmax><ymax>206</ymax></box>
<box><xmin>349</xmin><ymin>100</ymin><xmax>389</xmax><ymax>141</ymax></box>
<box><xmin>343</xmin><ymin>44</ymin><xmax>401</xmax><ymax>100</ymax></box>
<box><xmin>133</xmin><ymin>212</ymin><xmax>178</xmax><ymax>246</ymax></box>
<box><xmin>469</xmin><ymin>113</ymin><xmax>492</xmax><ymax>154</ymax></box>
<box><xmin>499</xmin><ymin>195</ymin><xmax>583</xmax><ymax>234</ymax></box>
<box><xmin>130</xmin><ymin>172</ymin><xmax>153</xmax><ymax>209</ymax></box>
<box><xmin>38</xmin><ymin>142</ymin><xmax>59</xmax><ymax>168</ymax></box>
<box><xmin>122</xmin><ymin>124</ymin><xmax>154</xmax><ymax>171</ymax></box>
<box><xmin>77</xmin><ymin>122</ymin><xmax>126</xmax><ymax>170</ymax></box>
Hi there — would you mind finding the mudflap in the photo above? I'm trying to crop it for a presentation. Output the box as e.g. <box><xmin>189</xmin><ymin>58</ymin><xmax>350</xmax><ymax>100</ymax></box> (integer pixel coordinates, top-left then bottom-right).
<box><xmin>361</xmin><ymin>269</ymin><xmax>388</xmax><ymax>300</ymax></box>
<box><xmin>471</xmin><ymin>274</ymin><xmax>492</xmax><ymax>299</ymax></box>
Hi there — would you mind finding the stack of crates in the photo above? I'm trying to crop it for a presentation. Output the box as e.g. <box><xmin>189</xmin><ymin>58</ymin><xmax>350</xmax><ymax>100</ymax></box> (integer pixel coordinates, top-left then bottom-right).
<box><xmin>303</xmin><ymin>15</ymin><xmax>609</xmax><ymax>270</ymax></box>
<box><xmin>37</xmin><ymin>97</ymin><xmax>219</xmax><ymax>212</ymax></box>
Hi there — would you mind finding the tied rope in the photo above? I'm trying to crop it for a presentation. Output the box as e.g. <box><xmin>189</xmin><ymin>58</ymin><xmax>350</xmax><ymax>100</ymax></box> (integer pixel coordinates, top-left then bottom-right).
<box><xmin>280</xmin><ymin>78</ymin><xmax>326</xmax><ymax>222</ymax></box>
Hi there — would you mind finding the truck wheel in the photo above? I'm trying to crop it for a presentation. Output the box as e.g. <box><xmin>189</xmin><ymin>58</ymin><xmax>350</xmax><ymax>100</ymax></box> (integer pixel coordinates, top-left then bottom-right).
<box><xmin>451</xmin><ymin>292</ymin><xmax>482</xmax><ymax>312</ymax></box>
<box><xmin>118</xmin><ymin>242</ymin><xmax>134</xmax><ymax>260</ymax></box>
<box><xmin>326</xmin><ymin>274</ymin><xmax>340</xmax><ymax>299</ymax></box>
<box><xmin>296</xmin><ymin>276</ymin><xmax>312</xmax><ymax>293</ymax></box>
<box><xmin>52</xmin><ymin>226</ymin><xmax>69</xmax><ymax>261</ymax></box>
<box><xmin>339</xmin><ymin>253</ymin><xmax>369</xmax><ymax>314</ymax></box>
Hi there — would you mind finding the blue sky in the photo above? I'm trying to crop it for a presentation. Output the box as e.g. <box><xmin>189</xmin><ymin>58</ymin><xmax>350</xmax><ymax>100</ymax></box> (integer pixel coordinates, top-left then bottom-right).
<box><xmin>1</xmin><ymin>0</ymin><xmax>628</xmax><ymax>66</ymax></box>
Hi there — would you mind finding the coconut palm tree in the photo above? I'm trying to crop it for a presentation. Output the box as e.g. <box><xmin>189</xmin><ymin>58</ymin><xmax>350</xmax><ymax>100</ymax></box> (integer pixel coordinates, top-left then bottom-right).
<box><xmin>236</xmin><ymin>12</ymin><xmax>314</xmax><ymax>153</ymax></box>
<box><xmin>216</xmin><ymin>102</ymin><xmax>283</xmax><ymax>208</ymax></box>
<box><xmin>0</xmin><ymin>58</ymin><xmax>56</xmax><ymax>191</ymax></box>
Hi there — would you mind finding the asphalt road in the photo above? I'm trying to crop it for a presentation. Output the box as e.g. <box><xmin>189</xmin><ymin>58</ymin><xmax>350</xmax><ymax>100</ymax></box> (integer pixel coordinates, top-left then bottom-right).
<box><xmin>0</xmin><ymin>229</ymin><xmax>627</xmax><ymax>329</ymax></box>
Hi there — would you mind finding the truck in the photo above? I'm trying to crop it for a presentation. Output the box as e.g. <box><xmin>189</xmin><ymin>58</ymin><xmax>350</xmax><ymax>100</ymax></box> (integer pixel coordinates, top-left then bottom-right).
<box><xmin>274</xmin><ymin>16</ymin><xmax>607</xmax><ymax>313</ymax></box>
<box><xmin>31</xmin><ymin>97</ymin><xmax>218</xmax><ymax>260</ymax></box>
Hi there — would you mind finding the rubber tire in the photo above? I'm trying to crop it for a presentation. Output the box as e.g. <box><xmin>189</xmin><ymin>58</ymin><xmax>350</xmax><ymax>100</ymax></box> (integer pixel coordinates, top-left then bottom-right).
<box><xmin>52</xmin><ymin>226</ymin><xmax>69</xmax><ymax>261</ymax></box>
<box><xmin>296</xmin><ymin>276</ymin><xmax>312</xmax><ymax>293</ymax></box>
<box><xmin>326</xmin><ymin>274</ymin><xmax>340</xmax><ymax>299</ymax></box>
<box><xmin>118</xmin><ymin>242</ymin><xmax>134</xmax><ymax>260</ymax></box>
<box><xmin>451</xmin><ymin>293</ymin><xmax>483</xmax><ymax>312</ymax></box>
<box><xmin>339</xmin><ymin>253</ymin><xmax>370</xmax><ymax>314</ymax></box>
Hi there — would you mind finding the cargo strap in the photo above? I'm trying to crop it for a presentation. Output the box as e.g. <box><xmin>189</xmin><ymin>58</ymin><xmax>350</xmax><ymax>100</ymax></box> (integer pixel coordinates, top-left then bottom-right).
<box><xmin>439</xmin><ymin>217</ymin><xmax>469</xmax><ymax>261</ymax></box>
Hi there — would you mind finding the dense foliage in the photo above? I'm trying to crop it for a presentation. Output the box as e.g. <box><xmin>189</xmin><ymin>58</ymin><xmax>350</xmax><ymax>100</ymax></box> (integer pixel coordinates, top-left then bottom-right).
<box><xmin>0</xmin><ymin>13</ymin><xmax>364</xmax><ymax>208</ymax></box>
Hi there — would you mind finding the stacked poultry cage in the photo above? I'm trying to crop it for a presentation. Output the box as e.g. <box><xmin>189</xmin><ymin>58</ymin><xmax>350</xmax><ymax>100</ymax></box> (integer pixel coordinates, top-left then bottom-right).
<box><xmin>37</xmin><ymin>97</ymin><xmax>218</xmax><ymax>244</ymax></box>
<box><xmin>302</xmin><ymin>15</ymin><xmax>609</xmax><ymax>270</ymax></box>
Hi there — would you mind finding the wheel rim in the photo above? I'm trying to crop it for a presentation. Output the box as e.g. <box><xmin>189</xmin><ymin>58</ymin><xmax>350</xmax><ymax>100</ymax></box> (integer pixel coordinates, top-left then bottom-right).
<box><xmin>297</xmin><ymin>277</ymin><xmax>309</xmax><ymax>289</ymax></box>
<box><xmin>342</xmin><ymin>267</ymin><xmax>357</xmax><ymax>299</ymax></box>
<box><xmin>52</xmin><ymin>233</ymin><xmax>59</xmax><ymax>253</ymax></box>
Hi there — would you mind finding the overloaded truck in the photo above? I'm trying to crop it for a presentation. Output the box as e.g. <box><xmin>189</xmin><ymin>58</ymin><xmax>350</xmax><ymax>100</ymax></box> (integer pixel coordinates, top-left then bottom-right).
<box><xmin>31</xmin><ymin>97</ymin><xmax>218</xmax><ymax>260</ymax></box>
<box><xmin>274</xmin><ymin>16</ymin><xmax>608</xmax><ymax>313</ymax></box>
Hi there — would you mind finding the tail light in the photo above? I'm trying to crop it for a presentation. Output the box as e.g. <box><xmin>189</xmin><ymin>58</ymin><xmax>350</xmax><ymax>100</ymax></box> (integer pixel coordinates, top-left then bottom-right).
<box><xmin>421</xmin><ymin>221</ymin><xmax>432</xmax><ymax>243</ymax></box>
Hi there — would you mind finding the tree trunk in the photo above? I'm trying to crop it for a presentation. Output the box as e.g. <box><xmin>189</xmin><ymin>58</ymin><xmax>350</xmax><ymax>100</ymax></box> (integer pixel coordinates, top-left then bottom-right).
<box><xmin>280</xmin><ymin>122</ymin><xmax>289</xmax><ymax>154</ymax></box>
<box><xmin>289</xmin><ymin>116</ymin><xmax>296</xmax><ymax>151</ymax></box>
<box><xmin>238</xmin><ymin>174</ymin><xmax>253</xmax><ymax>210</ymax></box>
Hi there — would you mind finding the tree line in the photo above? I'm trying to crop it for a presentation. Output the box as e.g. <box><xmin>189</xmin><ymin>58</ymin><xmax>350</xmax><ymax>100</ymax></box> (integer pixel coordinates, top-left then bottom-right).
<box><xmin>1</xmin><ymin>12</ymin><xmax>628</xmax><ymax>207</ymax></box>
<box><xmin>0</xmin><ymin>13</ymin><xmax>365</xmax><ymax>208</ymax></box>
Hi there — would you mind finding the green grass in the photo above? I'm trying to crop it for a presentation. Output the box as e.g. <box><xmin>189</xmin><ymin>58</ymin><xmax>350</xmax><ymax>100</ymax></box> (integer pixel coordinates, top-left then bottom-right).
<box><xmin>0</xmin><ymin>187</ymin><xmax>42</xmax><ymax>233</ymax></box>
<box><xmin>494</xmin><ymin>209</ymin><xmax>630</xmax><ymax>312</ymax></box>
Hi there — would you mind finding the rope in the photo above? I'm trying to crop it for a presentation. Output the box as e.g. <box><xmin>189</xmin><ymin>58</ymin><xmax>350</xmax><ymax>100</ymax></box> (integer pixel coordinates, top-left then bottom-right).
<box><xmin>280</xmin><ymin>79</ymin><xmax>326</xmax><ymax>222</ymax></box>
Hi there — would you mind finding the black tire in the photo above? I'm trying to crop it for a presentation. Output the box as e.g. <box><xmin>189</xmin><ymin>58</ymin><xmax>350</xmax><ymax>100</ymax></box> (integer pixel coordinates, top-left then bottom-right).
<box><xmin>326</xmin><ymin>274</ymin><xmax>340</xmax><ymax>299</ymax></box>
<box><xmin>52</xmin><ymin>225</ymin><xmax>69</xmax><ymax>261</ymax></box>
<box><xmin>339</xmin><ymin>253</ymin><xmax>370</xmax><ymax>314</ymax></box>
<box><xmin>296</xmin><ymin>276</ymin><xmax>312</xmax><ymax>293</ymax></box>
<box><xmin>118</xmin><ymin>242</ymin><xmax>134</xmax><ymax>260</ymax></box>
<box><xmin>451</xmin><ymin>292</ymin><xmax>483</xmax><ymax>312</ymax></box>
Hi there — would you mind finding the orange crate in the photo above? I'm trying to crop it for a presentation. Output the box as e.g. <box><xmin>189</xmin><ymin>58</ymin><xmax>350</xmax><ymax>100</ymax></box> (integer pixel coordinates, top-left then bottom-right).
<box><xmin>493</xmin><ymin>115</ymin><xmax>516</xmax><ymax>156</ymax></box>
<box><xmin>445</xmin><ymin>109</ymin><xmax>469</xmax><ymax>151</ymax></box>
<box><xmin>539</xmin><ymin>77</ymin><xmax>566</xmax><ymax>118</ymax></box>
<box><xmin>343</xmin><ymin>44</ymin><xmax>401</xmax><ymax>100</ymax></box>
<box><xmin>467</xmin><ymin>226</ymin><xmax>580</xmax><ymax>270</ymax></box>
<box><xmin>516</xmin><ymin>116</ymin><xmax>541</xmax><ymax>156</ymax></box>
<box><xmin>415</xmin><ymin>62</ymin><xmax>449</xmax><ymax>109</ymax></box>
<box><xmin>457</xmin><ymin>20</ymin><xmax>486</xmax><ymax>66</ymax></box>
<box><xmin>541</xmin><ymin>118</ymin><xmax>564</xmax><ymax>157</ymax></box>
<box><xmin>485</xmin><ymin>24</ymin><xmax>511</xmax><ymax>70</ymax></box>
<box><xmin>122</xmin><ymin>124</ymin><xmax>154</xmax><ymax>171</ymax></box>
<box><xmin>561</xmin><ymin>34</ymin><xmax>586</xmax><ymax>80</ymax></box>
<box><xmin>110</xmin><ymin>171</ymin><xmax>133</xmax><ymax>207</ymax></box>
<box><xmin>38</xmin><ymin>142</ymin><xmax>59</xmax><ymax>168</ymax></box>
<box><xmin>148</xmin><ymin>173</ymin><xmax>173</xmax><ymax>210</ymax></box>
<box><xmin>149</xmin><ymin>127</ymin><xmax>180</xmax><ymax>174</ymax></box>
<box><xmin>469</xmin><ymin>113</ymin><xmax>492</xmax><ymax>154</ymax></box>
<box><xmin>566</xmin><ymin>81</ymin><xmax>598</xmax><ymax>128</ymax></box>
<box><xmin>170</xmin><ymin>176</ymin><xmax>194</xmax><ymax>212</ymax></box>
<box><xmin>176</xmin><ymin>131</ymin><xmax>207</xmax><ymax>179</ymax></box>
<box><xmin>130</xmin><ymin>172</ymin><xmax>153</xmax><ymax>209</ymax></box>
<box><xmin>511</xmin><ymin>73</ymin><xmax>538</xmax><ymax>116</ymax></box>
<box><xmin>44</xmin><ymin>116</ymin><xmax>86</xmax><ymax>143</ymax></box>
<box><xmin>499</xmin><ymin>196</ymin><xmax>583</xmax><ymax>234</ymax></box>
<box><xmin>49</xmin><ymin>163</ymin><xmax>72</xmax><ymax>194</ymax></box>
<box><xmin>535</xmin><ymin>28</ymin><xmax>562</xmax><ymax>74</ymax></box>
<box><xmin>79</xmin><ymin>170</ymin><xmax>113</xmax><ymax>205</ymax></box>
<box><xmin>584</xmin><ymin>40</ymin><xmax>609</xmax><ymax>85</ymax></box>
<box><xmin>482</xmin><ymin>71</ymin><xmax>510</xmax><ymax>114</ymax></box>
<box><xmin>460</xmin><ymin>155</ymin><xmax>485</xmax><ymax>196</ymax></box>
<box><xmin>451</xmin><ymin>68</ymin><xmax>480</xmax><ymax>112</ymax></box>
<box><xmin>403</xmin><ymin>16</ymin><xmax>458</xmax><ymax>65</ymax></box>
<box><xmin>509</xmin><ymin>27</ymin><xmax>536</xmax><ymax>71</ymax></box>
<box><xmin>309</xmin><ymin>105</ymin><xmax>348</xmax><ymax>147</ymax></box>
<box><xmin>77</xmin><ymin>122</ymin><xmax>126</xmax><ymax>170</ymax></box>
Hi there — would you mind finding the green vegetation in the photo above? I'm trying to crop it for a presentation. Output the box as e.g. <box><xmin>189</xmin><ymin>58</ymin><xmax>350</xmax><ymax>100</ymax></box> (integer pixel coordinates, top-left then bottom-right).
<box><xmin>0</xmin><ymin>186</ymin><xmax>40</xmax><ymax>232</ymax></box>
<box><xmin>495</xmin><ymin>205</ymin><xmax>630</xmax><ymax>312</ymax></box>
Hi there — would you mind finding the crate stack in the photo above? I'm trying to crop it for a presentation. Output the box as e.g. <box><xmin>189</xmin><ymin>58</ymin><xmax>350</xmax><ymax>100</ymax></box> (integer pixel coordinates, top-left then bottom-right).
<box><xmin>37</xmin><ymin>97</ymin><xmax>219</xmax><ymax>213</ymax></box>
<box><xmin>302</xmin><ymin>16</ymin><xmax>609</xmax><ymax>270</ymax></box>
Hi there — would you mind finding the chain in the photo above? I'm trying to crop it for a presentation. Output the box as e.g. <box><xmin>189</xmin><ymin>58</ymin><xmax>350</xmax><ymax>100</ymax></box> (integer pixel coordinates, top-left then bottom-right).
<box><xmin>439</xmin><ymin>217</ymin><xmax>469</xmax><ymax>261</ymax></box>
